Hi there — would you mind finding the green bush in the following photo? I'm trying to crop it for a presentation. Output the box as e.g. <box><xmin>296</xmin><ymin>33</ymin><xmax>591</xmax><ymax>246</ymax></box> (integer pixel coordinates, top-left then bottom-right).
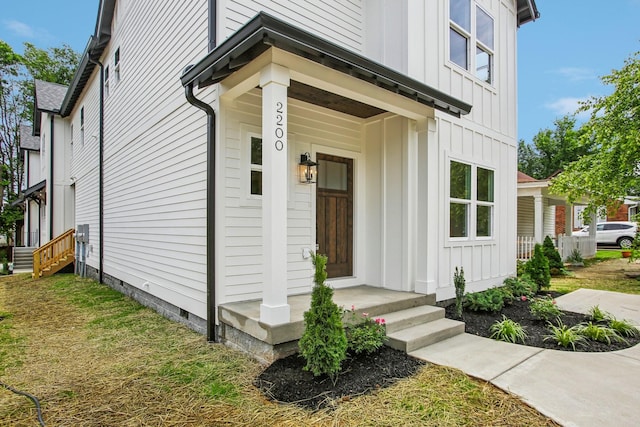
<box><xmin>525</xmin><ymin>244</ymin><xmax>551</xmax><ymax>290</ymax></box>
<box><xmin>529</xmin><ymin>296</ymin><xmax>562</xmax><ymax>321</ymax></box>
<box><xmin>503</xmin><ymin>275</ymin><xmax>538</xmax><ymax>298</ymax></box>
<box><xmin>542</xmin><ymin>236</ymin><xmax>564</xmax><ymax>274</ymax></box>
<box><xmin>578</xmin><ymin>322</ymin><xmax>626</xmax><ymax>345</ymax></box>
<box><xmin>544</xmin><ymin>320</ymin><xmax>586</xmax><ymax>351</ymax></box>
<box><xmin>608</xmin><ymin>317</ymin><xmax>639</xmax><ymax>338</ymax></box>
<box><xmin>464</xmin><ymin>287</ymin><xmax>506</xmax><ymax>313</ymax></box>
<box><xmin>298</xmin><ymin>253</ymin><xmax>347</xmax><ymax>379</ymax></box>
<box><xmin>566</xmin><ymin>248</ymin><xmax>584</xmax><ymax>265</ymax></box>
<box><xmin>490</xmin><ymin>316</ymin><xmax>527</xmax><ymax>344</ymax></box>
<box><xmin>453</xmin><ymin>267</ymin><xmax>465</xmax><ymax>319</ymax></box>
<box><xmin>588</xmin><ymin>305</ymin><xmax>611</xmax><ymax>322</ymax></box>
<box><xmin>345</xmin><ymin>308</ymin><xmax>386</xmax><ymax>355</ymax></box>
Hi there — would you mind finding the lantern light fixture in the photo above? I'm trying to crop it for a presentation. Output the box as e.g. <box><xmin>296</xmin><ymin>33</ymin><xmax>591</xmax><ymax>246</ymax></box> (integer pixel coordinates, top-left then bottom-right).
<box><xmin>298</xmin><ymin>152</ymin><xmax>317</xmax><ymax>184</ymax></box>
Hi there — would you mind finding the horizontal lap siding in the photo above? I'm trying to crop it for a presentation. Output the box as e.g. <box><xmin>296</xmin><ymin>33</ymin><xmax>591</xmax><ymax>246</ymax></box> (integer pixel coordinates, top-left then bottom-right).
<box><xmin>98</xmin><ymin>0</ymin><xmax>209</xmax><ymax>318</ymax></box>
<box><xmin>223</xmin><ymin>0</ymin><xmax>364</xmax><ymax>53</ymax></box>
<box><xmin>221</xmin><ymin>90</ymin><xmax>362</xmax><ymax>303</ymax></box>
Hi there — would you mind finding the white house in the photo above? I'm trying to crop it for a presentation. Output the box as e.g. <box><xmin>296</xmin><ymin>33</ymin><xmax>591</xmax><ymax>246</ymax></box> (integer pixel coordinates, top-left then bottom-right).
<box><xmin>16</xmin><ymin>80</ymin><xmax>75</xmax><ymax>257</ymax></box>
<box><xmin>38</xmin><ymin>0</ymin><xmax>538</xmax><ymax>358</ymax></box>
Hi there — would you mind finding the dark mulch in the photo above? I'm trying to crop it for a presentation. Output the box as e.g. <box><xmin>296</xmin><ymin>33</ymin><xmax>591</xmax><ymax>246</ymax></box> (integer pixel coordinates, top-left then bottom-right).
<box><xmin>445</xmin><ymin>291</ymin><xmax>640</xmax><ymax>352</ymax></box>
<box><xmin>254</xmin><ymin>346</ymin><xmax>424</xmax><ymax>410</ymax></box>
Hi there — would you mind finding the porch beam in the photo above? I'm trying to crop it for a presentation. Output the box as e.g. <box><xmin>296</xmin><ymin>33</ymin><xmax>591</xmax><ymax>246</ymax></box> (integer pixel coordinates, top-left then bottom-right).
<box><xmin>259</xmin><ymin>63</ymin><xmax>291</xmax><ymax>325</ymax></box>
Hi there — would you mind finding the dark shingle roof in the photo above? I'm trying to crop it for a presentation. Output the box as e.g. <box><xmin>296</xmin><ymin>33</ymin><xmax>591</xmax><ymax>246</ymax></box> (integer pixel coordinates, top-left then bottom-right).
<box><xmin>34</xmin><ymin>79</ymin><xmax>68</xmax><ymax>113</ymax></box>
<box><xmin>19</xmin><ymin>125</ymin><xmax>40</xmax><ymax>151</ymax></box>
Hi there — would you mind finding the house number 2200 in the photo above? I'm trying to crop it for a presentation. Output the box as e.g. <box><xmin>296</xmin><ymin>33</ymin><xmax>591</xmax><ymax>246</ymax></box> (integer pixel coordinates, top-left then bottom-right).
<box><xmin>274</xmin><ymin>102</ymin><xmax>284</xmax><ymax>151</ymax></box>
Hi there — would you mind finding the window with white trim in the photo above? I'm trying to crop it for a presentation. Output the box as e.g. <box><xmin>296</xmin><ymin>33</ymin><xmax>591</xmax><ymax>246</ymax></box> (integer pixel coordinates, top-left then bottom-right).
<box><xmin>250</xmin><ymin>136</ymin><xmax>262</xmax><ymax>196</ymax></box>
<box><xmin>449</xmin><ymin>0</ymin><xmax>495</xmax><ymax>84</ymax></box>
<box><xmin>70</xmin><ymin>123</ymin><xmax>74</xmax><ymax>160</ymax></box>
<box><xmin>80</xmin><ymin>107</ymin><xmax>85</xmax><ymax>146</ymax></box>
<box><xmin>449</xmin><ymin>160</ymin><xmax>494</xmax><ymax>238</ymax></box>
<box><xmin>104</xmin><ymin>65</ymin><xmax>110</xmax><ymax>97</ymax></box>
<box><xmin>114</xmin><ymin>47</ymin><xmax>121</xmax><ymax>83</ymax></box>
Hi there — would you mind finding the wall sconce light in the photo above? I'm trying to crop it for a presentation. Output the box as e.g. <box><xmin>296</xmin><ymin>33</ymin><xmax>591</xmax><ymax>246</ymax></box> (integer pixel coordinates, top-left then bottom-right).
<box><xmin>298</xmin><ymin>152</ymin><xmax>317</xmax><ymax>184</ymax></box>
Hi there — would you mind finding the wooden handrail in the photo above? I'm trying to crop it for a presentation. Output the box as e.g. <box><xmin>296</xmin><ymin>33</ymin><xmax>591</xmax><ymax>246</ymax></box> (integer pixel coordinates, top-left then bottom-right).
<box><xmin>33</xmin><ymin>228</ymin><xmax>75</xmax><ymax>279</ymax></box>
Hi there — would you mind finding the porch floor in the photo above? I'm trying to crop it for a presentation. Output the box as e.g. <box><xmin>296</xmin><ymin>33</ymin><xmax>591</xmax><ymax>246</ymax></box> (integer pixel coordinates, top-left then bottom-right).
<box><xmin>218</xmin><ymin>285</ymin><xmax>436</xmax><ymax>362</ymax></box>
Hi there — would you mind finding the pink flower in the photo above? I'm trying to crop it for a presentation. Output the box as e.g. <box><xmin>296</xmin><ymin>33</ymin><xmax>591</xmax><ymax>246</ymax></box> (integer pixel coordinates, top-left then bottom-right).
<box><xmin>362</xmin><ymin>312</ymin><xmax>369</xmax><ymax>317</ymax></box>
<box><xmin>521</xmin><ymin>296</ymin><xmax>527</xmax><ymax>301</ymax></box>
<box><xmin>375</xmin><ymin>318</ymin><xmax>386</xmax><ymax>325</ymax></box>
<box><xmin>351</xmin><ymin>305</ymin><xmax>355</xmax><ymax>311</ymax></box>
<box><xmin>552</xmin><ymin>300</ymin><xmax>557</xmax><ymax>305</ymax></box>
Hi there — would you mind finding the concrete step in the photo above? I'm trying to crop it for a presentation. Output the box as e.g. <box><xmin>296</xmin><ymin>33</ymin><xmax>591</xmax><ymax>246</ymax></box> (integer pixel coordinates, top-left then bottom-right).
<box><xmin>386</xmin><ymin>318</ymin><xmax>465</xmax><ymax>353</ymax></box>
<box><xmin>381</xmin><ymin>305</ymin><xmax>445</xmax><ymax>334</ymax></box>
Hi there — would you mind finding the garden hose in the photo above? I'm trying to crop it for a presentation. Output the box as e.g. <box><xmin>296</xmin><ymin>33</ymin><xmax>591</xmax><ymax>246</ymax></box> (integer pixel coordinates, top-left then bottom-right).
<box><xmin>0</xmin><ymin>381</ymin><xmax>45</xmax><ymax>426</ymax></box>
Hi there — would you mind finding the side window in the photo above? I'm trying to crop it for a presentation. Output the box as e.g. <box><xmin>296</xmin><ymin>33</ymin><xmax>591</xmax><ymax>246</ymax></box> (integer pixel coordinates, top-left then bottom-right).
<box><xmin>70</xmin><ymin>123</ymin><xmax>74</xmax><ymax>160</ymax></box>
<box><xmin>596</xmin><ymin>224</ymin><xmax>605</xmax><ymax>231</ymax></box>
<box><xmin>476</xmin><ymin>167</ymin><xmax>494</xmax><ymax>237</ymax></box>
<box><xmin>449</xmin><ymin>160</ymin><xmax>494</xmax><ymax>239</ymax></box>
<box><xmin>104</xmin><ymin>65</ymin><xmax>110</xmax><ymax>97</ymax></box>
<box><xmin>114</xmin><ymin>48</ymin><xmax>121</xmax><ymax>83</ymax></box>
<box><xmin>80</xmin><ymin>107</ymin><xmax>85</xmax><ymax>146</ymax></box>
<box><xmin>450</xmin><ymin>161</ymin><xmax>471</xmax><ymax>238</ymax></box>
<box><xmin>250</xmin><ymin>136</ymin><xmax>262</xmax><ymax>196</ymax></box>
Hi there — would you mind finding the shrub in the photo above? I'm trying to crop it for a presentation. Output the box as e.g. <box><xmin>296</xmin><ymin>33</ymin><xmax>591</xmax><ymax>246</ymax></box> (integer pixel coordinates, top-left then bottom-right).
<box><xmin>608</xmin><ymin>317</ymin><xmax>639</xmax><ymax>338</ymax></box>
<box><xmin>453</xmin><ymin>267</ymin><xmax>465</xmax><ymax>319</ymax></box>
<box><xmin>345</xmin><ymin>308</ymin><xmax>386</xmax><ymax>355</ymax></box>
<box><xmin>588</xmin><ymin>305</ymin><xmax>611</xmax><ymax>322</ymax></box>
<box><xmin>298</xmin><ymin>253</ymin><xmax>347</xmax><ymax>379</ymax></box>
<box><xmin>578</xmin><ymin>322</ymin><xmax>626</xmax><ymax>345</ymax></box>
<box><xmin>566</xmin><ymin>248</ymin><xmax>584</xmax><ymax>265</ymax></box>
<box><xmin>529</xmin><ymin>296</ymin><xmax>562</xmax><ymax>321</ymax></box>
<box><xmin>542</xmin><ymin>235</ymin><xmax>564</xmax><ymax>274</ymax></box>
<box><xmin>544</xmin><ymin>320</ymin><xmax>586</xmax><ymax>351</ymax></box>
<box><xmin>525</xmin><ymin>244</ymin><xmax>551</xmax><ymax>290</ymax></box>
<box><xmin>489</xmin><ymin>316</ymin><xmax>527</xmax><ymax>344</ymax></box>
<box><xmin>464</xmin><ymin>287</ymin><xmax>506</xmax><ymax>313</ymax></box>
<box><xmin>503</xmin><ymin>275</ymin><xmax>538</xmax><ymax>298</ymax></box>
<box><xmin>516</xmin><ymin>260</ymin><xmax>527</xmax><ymax>277</ymax></box>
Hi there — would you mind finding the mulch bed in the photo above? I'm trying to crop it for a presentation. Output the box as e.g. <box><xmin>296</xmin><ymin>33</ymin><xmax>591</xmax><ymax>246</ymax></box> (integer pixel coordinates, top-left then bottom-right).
<box><xmin>445</xmin><ymin>291</ymin><xmax>640</xmax><ymax>352</ymax></box>
<box><xmin>254</xmin><ymin>346</ymin><xmax>424</xmax><ymax>410</ymax></box>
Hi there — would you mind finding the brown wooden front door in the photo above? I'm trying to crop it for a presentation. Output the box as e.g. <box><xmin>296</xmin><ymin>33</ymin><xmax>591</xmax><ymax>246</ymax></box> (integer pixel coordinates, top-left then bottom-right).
<box><xmin>316</xmin><ymin>153</ymin><xmax>353</xmax><ymax>278</ymax></box>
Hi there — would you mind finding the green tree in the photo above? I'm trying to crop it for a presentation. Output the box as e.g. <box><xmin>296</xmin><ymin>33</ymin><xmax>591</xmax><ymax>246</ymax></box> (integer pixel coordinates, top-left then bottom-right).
<box><xmin>551</xmin><ymin>51</ymin><xmax>640</xmax><ymax>211</ymax></box>
<box><xmin>298</xmin><ymin>253</ymin><xmax>347</xmax><ymax>380</ymax></box>
<box><xmin>525</xmin><ymin>244</ymin><xmax>550</xmax><ymax>291</ymax></box>
<box><xmin>518</xmin><ymin>116</ymin><xmax>590</xmax><ymax>180</ymax></box>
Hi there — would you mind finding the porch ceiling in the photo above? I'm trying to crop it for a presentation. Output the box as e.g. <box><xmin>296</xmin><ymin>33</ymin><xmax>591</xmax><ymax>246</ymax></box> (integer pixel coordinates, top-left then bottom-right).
<box><xmin>181</xmin><ymin>12</ymin><xmax>471</xmax><ymax>119</ymax></box>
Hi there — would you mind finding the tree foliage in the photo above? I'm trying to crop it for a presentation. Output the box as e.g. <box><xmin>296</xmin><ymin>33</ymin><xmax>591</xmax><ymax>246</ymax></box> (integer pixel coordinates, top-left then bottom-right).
<box><xmin>518</xmin><ymin>115</ymin><xmax>591</xmax><ymax>180</ymax></box>
<box><xmin>0</xmin><ymin>40</ymin><xmax>79</xmax><ymax>238</ymax></box>
<box><xmin>550</xmin><ymin>51</ymin><xmax>640</xmax><ymax>211</ymax></box>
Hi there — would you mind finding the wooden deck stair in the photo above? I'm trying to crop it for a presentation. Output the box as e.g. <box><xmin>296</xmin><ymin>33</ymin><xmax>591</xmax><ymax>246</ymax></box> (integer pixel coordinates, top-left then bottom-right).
<box><xmin>33</xmin><ymin>229</ymin><xmax>75</xmax><ymax>279</ymax></box>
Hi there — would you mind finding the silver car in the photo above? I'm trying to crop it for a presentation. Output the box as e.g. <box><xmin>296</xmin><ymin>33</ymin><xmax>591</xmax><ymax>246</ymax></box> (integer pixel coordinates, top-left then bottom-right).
<box><xmin>573</xmin><ymin>221</ymin><xmax>638</xmax><ymax>249</ymax></box>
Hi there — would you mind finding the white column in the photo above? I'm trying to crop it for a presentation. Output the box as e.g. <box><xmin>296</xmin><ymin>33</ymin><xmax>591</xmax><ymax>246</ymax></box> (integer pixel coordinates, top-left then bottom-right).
<box><xmin>259</xmin><ymin>64</ymin><xmax>291</xmax><ymax>325</ymax></box>
<box><xmin>565</xmin><ymin>203</ymin><xmax>573</xmax><ymax>235</ymax></box>
<box><xmin>415</xmin><ymin>118</ymin><xmax>437</xmax><ymax>294</ymax></box>
<box><xmin>533</xmin><ymin>195</ymin><xmax>544</xmax><ymax>244</ymax></box>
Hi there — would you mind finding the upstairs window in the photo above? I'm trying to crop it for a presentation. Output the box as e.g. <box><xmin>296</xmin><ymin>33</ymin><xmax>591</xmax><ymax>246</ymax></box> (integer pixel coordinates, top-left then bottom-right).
<box><xmin>449</xmin><ymin>1</ymin><xmax>495</xmax><ymax>85</ymax></box>
<box><xmin>114</xmin><ymin>48</ymin><xmax>121</xmax><ymax>83</ymax></box>
<box><xmin>104</xmin><ymin>65</ymin><xmax>110</xmax><ymax>97</ymax></box>
<box><xmin>70</xmin><ymin>123</ymin><xmax>74</xmax><ymax>159</ymax></box>
<box><xmin>80</xmin><ymin>107</ymin><xmax>85</xmax><ymax>146</ymax></box>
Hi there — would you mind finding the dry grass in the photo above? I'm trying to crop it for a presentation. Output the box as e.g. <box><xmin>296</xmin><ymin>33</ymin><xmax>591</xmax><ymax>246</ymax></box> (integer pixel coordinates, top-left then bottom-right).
<box><xmin>0</xmin><ymin>273</ymin><xmax>557</xmax><ymax>426</ymax></box>
<box><xmin>552</xmin><ymin>257</ymin><xmax>640</xmax><ymax>295</ymax></box>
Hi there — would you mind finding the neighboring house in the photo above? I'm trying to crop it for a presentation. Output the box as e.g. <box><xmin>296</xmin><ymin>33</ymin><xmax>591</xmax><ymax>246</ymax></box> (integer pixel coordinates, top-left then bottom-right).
<box><xmin>29</xmin><ymin>0</ymin><xmax>538</xmax><ymax>358</ymax></box>
<box><xmin>516</xmin><ymin>171</ymin><xmax>596</xmax><ymax>259</ymax></box>
<box><xmin>16</xmin><ymin>80</ymin><xmax>75</xmax><ymax>249</ymax></box>
<box><xmin>556</xmin><ymin>199</ymin><xmax>638</xmax><ymax>234</ymax></box>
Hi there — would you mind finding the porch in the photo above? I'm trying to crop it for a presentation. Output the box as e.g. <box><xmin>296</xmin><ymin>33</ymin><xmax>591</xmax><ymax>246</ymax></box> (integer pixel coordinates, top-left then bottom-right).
<box><xmin>219</xmin><ymin>285</ymin><xmax>464</xmax><ymax>364</ymax></box>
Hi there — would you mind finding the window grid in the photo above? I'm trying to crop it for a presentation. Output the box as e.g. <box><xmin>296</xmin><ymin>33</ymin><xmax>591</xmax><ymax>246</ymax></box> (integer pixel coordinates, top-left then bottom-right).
<box><xmin>449</xmin><ymin>160</ymin><xmax>494</xmax><ymax>239</ymax></box>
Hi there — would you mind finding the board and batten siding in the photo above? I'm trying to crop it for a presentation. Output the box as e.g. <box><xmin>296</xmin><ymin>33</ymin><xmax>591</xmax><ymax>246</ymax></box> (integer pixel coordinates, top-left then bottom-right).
<box><xmin>70</xmin><ymin>0</ymin><xmax>211</xmax><ymax>319</ymax></box>
<box><xmin>220</xmin><ymin>89</ymin><xmax>363</xmax><ymax>304</ymax></box>
<box><xmin>220</xmin><ymin>0</ymin><xmax>364</xmax><ymax>53</ymax></box>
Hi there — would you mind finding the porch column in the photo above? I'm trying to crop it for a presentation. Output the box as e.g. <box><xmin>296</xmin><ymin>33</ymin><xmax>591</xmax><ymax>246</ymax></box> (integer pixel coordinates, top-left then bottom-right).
<box><xmin>415</xmin><ymin>118</ymin><xmax>437</xmax><ymax>294</ymax></box>
<box><xmin>533</xmin><ymin>195</ymin><xmax>544</xmax><ymax>244</ymax></box>
<box><xmin>565</xmin><ymin>203</ymin><xmax>573</xmax><ymax>235</ymax></box>
<box><xmin>259</xmin><ymin>64</ymin><xmax>291</xmax><ymax>325</ymax></box>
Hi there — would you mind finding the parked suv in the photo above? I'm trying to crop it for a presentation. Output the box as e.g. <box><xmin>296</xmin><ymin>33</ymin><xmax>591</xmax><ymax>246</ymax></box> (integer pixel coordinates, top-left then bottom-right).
<box><xmin>573</xmin><ymin>221</ymin><xmax>638</xmax><ymax>248</ymax></box>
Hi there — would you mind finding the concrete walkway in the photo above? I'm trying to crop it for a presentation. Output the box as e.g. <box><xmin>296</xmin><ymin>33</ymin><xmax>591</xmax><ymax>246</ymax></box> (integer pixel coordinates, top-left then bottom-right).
<box><xmin>411</xmin><ymin>289</ymin><xmax>640</xmax><ymax>427</ymax></box>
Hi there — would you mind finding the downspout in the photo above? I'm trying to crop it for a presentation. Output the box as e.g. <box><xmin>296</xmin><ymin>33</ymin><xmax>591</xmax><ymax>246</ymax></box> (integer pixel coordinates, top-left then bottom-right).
<box><xmin>26</xmin><ymin>154</ymin><xmax>30</xmax><ymax>246</ymax></box>
<box><xmin>88</xmin><ymin>56</ymin><xmax>105</xmax><ymax>284</ymax></box>
<box><xmin>49</xmin><ymin>116</ymin><xmax>54</xmax><ymax>241</ymax></box>
<box><xmin>184</xmin><ymin>81</ymin><xmax>217</xmax><ymax>343</ymax></box>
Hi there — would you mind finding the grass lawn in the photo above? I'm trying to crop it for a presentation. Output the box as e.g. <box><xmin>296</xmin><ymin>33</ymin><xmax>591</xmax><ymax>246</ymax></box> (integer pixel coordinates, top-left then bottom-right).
<box><xmin>551</xmin><ymin>254</ymin><xmax>640</xmax><ymax>295</ymax></box>
<box><xmin>0</xmin><ymin>273</ymin><xmax>557</xmax><ymax>426</ymax></box>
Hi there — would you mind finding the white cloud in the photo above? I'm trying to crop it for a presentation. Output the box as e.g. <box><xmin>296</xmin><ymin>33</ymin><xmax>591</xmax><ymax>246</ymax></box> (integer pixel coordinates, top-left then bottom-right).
<box><xmin>4</xmin><ymin>20</ymin><xmax>35</xmax><ymax>38</ymax></box>
<box><xmin>545</xmin><ymin>97</ymin><xmax>591</xmax><ymax>119</ymax></box>
<box><xmin>555</xmin><ymin>67</ymin><xmax>597</xmax><ymax>82</ymax></box>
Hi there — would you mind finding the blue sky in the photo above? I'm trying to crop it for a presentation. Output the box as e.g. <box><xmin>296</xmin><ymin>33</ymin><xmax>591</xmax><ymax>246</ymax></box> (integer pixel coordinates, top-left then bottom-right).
<box><xmin>1</xmin><ymin>0</ymin><xmax>639</xmax><ymax>144</ymax></box>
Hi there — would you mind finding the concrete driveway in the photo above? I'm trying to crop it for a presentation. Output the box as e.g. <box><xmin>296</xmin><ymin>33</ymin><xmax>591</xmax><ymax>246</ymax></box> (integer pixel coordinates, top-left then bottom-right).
<box><xmin>411</xmin><ymin>289</ymin><xmax>640</xmax><ymax>427</ymax></box>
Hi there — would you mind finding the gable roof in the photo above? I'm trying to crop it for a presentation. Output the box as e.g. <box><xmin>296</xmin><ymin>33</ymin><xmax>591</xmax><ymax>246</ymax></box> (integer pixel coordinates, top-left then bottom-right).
<box><xmin>19</xmin><ymin>125</ymin><xmax>40</xmax><ymax>151</ymax></box>
<box><xmin>517</xmin><ymin>171</ymin><xmax>540</xmax><ymax>183</ymax></box>
<box><xmin>33</xmin><ymin>79</ymin><xmax>69</xmax><ymax>135</ymax></box>
<box><xmin>516</xmin><ymin>0</ymin><xmax>540</xmax><ymax>27</ymax></box>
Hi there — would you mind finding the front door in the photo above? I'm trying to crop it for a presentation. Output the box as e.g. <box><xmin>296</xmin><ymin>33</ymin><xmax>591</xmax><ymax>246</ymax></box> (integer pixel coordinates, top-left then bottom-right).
<box><xmin>316</xmin><ymin>153</ymin><xmax>353</xmax><ymax>278</ymax></box>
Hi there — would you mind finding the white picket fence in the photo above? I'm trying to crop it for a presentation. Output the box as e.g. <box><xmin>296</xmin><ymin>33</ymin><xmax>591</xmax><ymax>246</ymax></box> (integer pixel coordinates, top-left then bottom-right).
<box><xmin>517</xmin><ymin>236</ymin><xmax>536</xmax><ymax>261</ymax></box>
<box><xmin>557</xmin><ymin>234</ymin><xmax>597</xmax><ymax>261</ymax></box>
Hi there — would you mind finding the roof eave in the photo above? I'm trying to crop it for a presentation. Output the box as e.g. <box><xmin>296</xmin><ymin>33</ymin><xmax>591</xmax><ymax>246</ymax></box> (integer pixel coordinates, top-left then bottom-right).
<box><xmin>181</xmin><ymin>12</ymin><xmax>471</xmax><ymax>118</ymax></box>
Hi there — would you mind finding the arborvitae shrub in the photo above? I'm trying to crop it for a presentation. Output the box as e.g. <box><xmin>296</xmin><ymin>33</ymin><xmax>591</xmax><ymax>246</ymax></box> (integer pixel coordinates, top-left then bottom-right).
<box><xmin>543</xmin><ymin>235</ymin><xmax>564</xmax><ymax>273</ymax></box>
<box><xmin>525</xmin><ymin>244</ymin><xmax>551</xmax><ymax>290</ymax></box>
<box><xmin>298</xmin><ymin>253</ymin><xmax>347</xmax><ymax>379</ymax></box>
